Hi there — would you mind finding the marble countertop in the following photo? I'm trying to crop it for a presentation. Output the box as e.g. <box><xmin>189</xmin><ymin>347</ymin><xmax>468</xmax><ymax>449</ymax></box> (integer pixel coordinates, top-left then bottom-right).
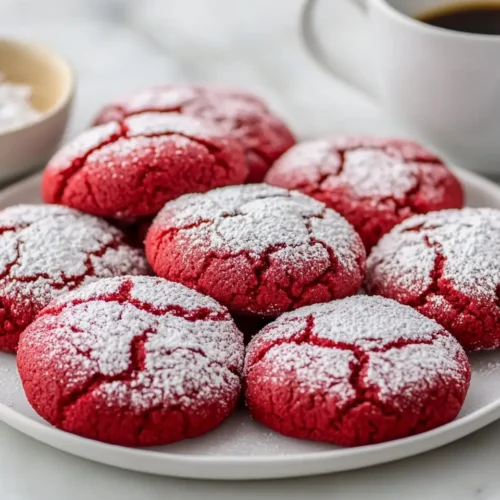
<box><xmin>0</xmin><ymin>1</ymin><xmax>498</xmax><ymax>499</ymax></box>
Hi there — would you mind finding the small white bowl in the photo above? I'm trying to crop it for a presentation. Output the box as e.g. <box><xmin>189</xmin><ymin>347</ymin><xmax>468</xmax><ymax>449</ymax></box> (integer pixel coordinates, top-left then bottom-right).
<box><xmin>0</xmin><ymin>38</ymin><xmax>75</xmax><ymax>182</ymax></box>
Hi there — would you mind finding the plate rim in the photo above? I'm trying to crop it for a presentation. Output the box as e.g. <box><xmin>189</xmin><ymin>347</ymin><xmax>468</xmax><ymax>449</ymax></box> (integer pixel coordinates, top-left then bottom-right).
<box><xmin>0</xmin><ymin>166</ymin><xmax>499</xmax><ymax>480</ymax></box>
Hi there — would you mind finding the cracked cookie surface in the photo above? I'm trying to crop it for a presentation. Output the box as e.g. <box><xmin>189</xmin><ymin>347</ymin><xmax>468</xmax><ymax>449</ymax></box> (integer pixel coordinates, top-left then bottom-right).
<box><xmin>92</xmin><ymin>85</ymin><xmax>296</xmax><ymax>183</ymax></box>
<box><xmin>145</xmin><ymin>184</ymin><xmax>366</xmax><ymax>318</ymax></box>
<box><xmin>265</xmin><ymin>136</ymin><xmax>464</xmax><ymax>250</ymax></box>
<box><xmin>367</xmin><ymin>208</ymin><xmax>500</xmax><ymax>350</ymax></box>
<box><xmin>42</xmin><ymin>112</ymin><xmax>248</xmax><ymax>220</ymax></box>
<box><xmin>17</xmin><ymin>276</ymin><xmax>244</xmax><ymax>446</ymax></box>
<box><xmin>0</xmin><ymin>204</ymin><xmax>148</xmax><ymax>352</ymax></box>
<box><xmin>244</xmin><ymin>295</ymin><xmax>470</xmax><ymax>446</ymax></box>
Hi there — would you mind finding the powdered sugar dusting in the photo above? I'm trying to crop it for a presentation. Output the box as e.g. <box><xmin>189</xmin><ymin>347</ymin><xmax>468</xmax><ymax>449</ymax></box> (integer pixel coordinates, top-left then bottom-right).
<box><xmin>44</xmin><ymin>110</ymin><xmax>247</xmax><ymax>218</ymax></box>
<box><xmin>92</xmin><ymin>85</ymin><xmax>295</xmax><ymax>183</ymax></box>
<box><xmin>121</xmin><ymin>86</ymin><xmax>199</xmax><ymax>113</ymax></box>
<box><xmin>259</xmin><ymin>342</ymin><xmax>357</xmax><ymax>403</ymax></box>
<box><xmin>97</xmin><ymin>347</ymin><xmax>236</xmax><ymax>413</ymax></box>
<box><xmin>124</xmin><ymin>112</ymin><xmax>227</xmax><ymax>142</ymax></box>
<box><xmin>99</xmin><ymin>85</ymin><xmax>269</xmax><ymax>117</ymax></box>
<box><xmin>48</xmin><ymin>122</ymin><xmax>121</xmax><ymax>171</ymax></box>
<box><xmin>0</xmin><ymin>72</ymin><xmax>41</xmax><ymax>133</ymax></box>
<box><xmin>154</xmin><ymin>184</ymin><xmax>363</xmax><ymax>272</ymax></box>
<box><xmin>0</xmin><ymin>364</ymin><xmax>20</xmax><ymax>407</ymax></box>
<box><xmin>246</xmin><ymin>295</ymin><xmax>469</xmax><ymax>407</ymax></box>
<box><xmin>47</xmin><ymin>275</ymin><xmax>125</xmax><ymax>305</ymax></box>
<box><xmin>25</xmin><ymin>276</ymin><xmax>243</xmax><ymax>411</ymax></box>
<box><xmin>269</xmin><ymin>140</ymin><xmax>341</xmax><ymax>184</ymax></box>
<box><xmin>367</xmin><ymin>208</ymin><xmax>500</xmax><ymax>302</ymax></box>
<box><xmin>249</xmin><ymin>295</ymin><xmax>444</xmax><ymax>351</ymax></box>
<box><xmin>337</xmin><ymin>149</ymin><xmax>418</xmax><ymax>197</ymax></box>
<box><xmin>367</xmin><ymin>338</ymin><xmax>466</xmax><ymax>405</ymax></box>
<box><xmin>129</xmin><ymin>275</ymin><xmax>228</xmax><ymax>315</ymax></box>
<box><xmin>270</xmin><ymin>139</ymin><xmax>430</xmax><ymax>198</ymax></box>
<box><xmin>86</xmin><ymin>134</ymin><xmax>194</xmax><ymax>174</ymax></box>
<box><xmin>0</xmin><ymin>204</ymin><xmax>148</xmax><ymax>327</ymax></box>
<box><xmin>49</xmin><ymin>112</ymin><xmax>231</xmax><ymax>177</ymax></box>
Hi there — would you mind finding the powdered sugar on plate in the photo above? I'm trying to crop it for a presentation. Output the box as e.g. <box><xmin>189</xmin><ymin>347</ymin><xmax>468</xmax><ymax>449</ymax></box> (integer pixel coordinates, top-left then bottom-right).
<box><xmin>0</xmin><ymin>363</ymin><xmax>20</xmax><ymax>407</ymax></box>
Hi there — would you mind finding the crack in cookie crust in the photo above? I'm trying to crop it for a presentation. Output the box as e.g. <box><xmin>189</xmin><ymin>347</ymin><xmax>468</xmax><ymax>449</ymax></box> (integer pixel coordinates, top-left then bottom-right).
<box><xmin>146</xmin><ymin>184</ymin><xmax>366</xmax><ymax>317</ymax></box>
<box><xmin>42</xmin><ymin>113</ymin><xmax>248</xmax><ymax>219</ymax></box>
<box><xmin>265</xmin><ymin>136</ymin><xmax>464</xmax><ymax>250</ymax></box>
<box><xmin>367</xmin><ymin>208</ymin><xmax>500</xmax><ymax>350</ymax></box>
<box><xmin>0</xmin><ymin>205</ymin><xmax>148</xmax><ymax>352</ymax></box>
<box><xmin>244</xmin><ymin>295</ymin><xmax>470</xmax><ymax>446</ymax></box>
<box><xmin>17</xmin><ymin>276</ymin><xmax>244</xmax><ymax>446</ymax></box>
<box><xmin>92</xmin><ymin>84</ymin><xmax>296</xmax><ymax>183</ymax></box>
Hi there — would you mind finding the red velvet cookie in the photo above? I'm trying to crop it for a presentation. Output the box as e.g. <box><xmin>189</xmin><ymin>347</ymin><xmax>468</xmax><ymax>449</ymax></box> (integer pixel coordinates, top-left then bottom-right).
<box><xmin>93</xmin><ymin>85</ymin><xmax>296</xmax><ymax>182</ymax></box>
<box><xmin>18</xmin><ymin>276</ymin><xmax>244</xmax><ymax>446</ymax></box>
<box><xmin>42</xmin><ymin>112</ymin><xmax>247</xmax><ymax>220</ymax></box>
<box><xmin>245</xmin><ymin>295</ymin><xmax>470</xmax><ymax>447</ymax></box>
<box><xmin>367</xmin><ymin>208</ymin><xmax>500</xmax><ymax>351</ymax></box>
<box><xmin>0</xmin><ymin>204</ymin><xmax>148</xmax><ymax>353</ymax></box>
<box><xmin>265</xmin><ymin>136</ymin><xmax>464</xmax><ymax>250</ymax></box>
<box><xmin>145</xmin><ymin>184</ymin><xmax>365</xmax><ymax>318</ymax></box>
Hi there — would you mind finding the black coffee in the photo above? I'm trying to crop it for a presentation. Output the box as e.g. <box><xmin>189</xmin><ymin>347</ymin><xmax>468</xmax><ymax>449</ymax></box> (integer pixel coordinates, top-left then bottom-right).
<box><xmin>418</xmin><ymin>3</ymin><xmax>500</xmax><ymax>34</ymax></box>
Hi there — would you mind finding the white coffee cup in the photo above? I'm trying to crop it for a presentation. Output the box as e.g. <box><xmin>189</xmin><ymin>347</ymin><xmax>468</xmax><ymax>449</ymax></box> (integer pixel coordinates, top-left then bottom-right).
<box><xmin>302</xmin><ymin>0</ymin><xmax>500</xmax><ymax>174</ymax></box>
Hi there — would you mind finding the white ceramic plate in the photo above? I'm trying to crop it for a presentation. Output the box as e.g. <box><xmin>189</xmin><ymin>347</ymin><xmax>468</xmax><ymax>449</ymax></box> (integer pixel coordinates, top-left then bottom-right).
<box><xmin>1</xmin><ymin>169</ymin><xmax>500</xmax><ymax>480</ymax></box>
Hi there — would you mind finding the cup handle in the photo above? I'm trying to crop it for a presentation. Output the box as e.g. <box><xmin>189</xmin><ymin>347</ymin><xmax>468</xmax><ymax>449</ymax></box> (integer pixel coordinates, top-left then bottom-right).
<box><xmin>301</xmin><ymin>0</ymin><xmax>377</xmax><ymax>99</ymax></box>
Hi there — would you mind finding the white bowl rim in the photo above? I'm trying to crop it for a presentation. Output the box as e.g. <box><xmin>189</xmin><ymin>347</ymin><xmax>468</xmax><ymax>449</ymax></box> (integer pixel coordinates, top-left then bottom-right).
<box><xmin>0</xmin><ymin>37</ymin><xmax>75</xmax><ymax>137</ymax></box>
